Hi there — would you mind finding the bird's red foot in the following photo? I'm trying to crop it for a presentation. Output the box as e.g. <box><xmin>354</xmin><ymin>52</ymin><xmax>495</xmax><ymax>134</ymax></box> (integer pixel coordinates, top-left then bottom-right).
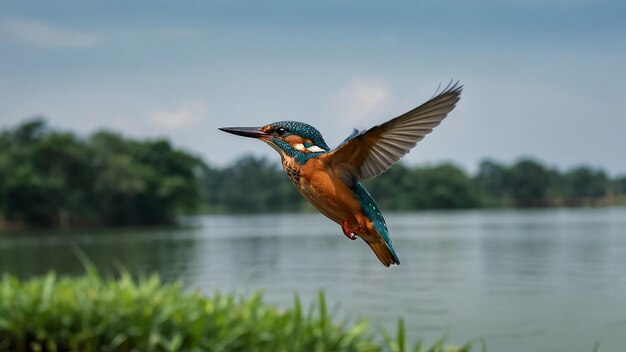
<box><xmin>341</xmin><ymin>226</ymin><xmax>357</xmax><ymax>240</ymax></box>
<box><xmin>341</xmin><ymin>220</ymin><xmax>358</xmax><ymax>240</ymax></box>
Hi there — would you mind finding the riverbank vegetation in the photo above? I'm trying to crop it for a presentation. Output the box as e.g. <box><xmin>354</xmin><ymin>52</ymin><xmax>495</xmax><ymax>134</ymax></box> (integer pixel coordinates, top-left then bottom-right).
<box><xmin>1</xmin><ymin>119</ymin><xmax>624</xmax><ymax>228</ymax></box>
<box><xmin>0</xmin><ymin>270</ymin><xmax>472</xmax><ymax>352</ymax></box>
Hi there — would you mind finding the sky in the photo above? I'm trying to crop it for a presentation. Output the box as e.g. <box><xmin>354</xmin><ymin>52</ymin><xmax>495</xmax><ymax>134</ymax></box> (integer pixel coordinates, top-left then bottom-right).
<box><xmin>1</xmin><ymin>0</ymin><xmax>625</xmax><ymax>175</ymax></box>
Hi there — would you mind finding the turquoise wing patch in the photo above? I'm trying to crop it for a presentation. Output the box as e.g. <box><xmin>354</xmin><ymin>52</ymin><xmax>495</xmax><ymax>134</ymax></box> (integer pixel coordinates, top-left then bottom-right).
<box><xmin>352</xmin><ymin>182</ymin><xmax>400</xmax><ymax>263</ymax></box>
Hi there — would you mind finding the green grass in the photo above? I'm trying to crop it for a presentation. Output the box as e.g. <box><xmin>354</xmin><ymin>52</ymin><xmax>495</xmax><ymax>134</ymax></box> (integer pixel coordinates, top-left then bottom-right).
<box><xmin>0</xmin><ymin>269</ymin><xmax>474</xmax><ymax>352</ymax></box>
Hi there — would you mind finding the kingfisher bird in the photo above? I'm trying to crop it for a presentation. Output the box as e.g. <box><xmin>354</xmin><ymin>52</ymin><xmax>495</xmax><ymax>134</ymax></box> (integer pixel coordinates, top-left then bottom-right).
<box><xmin>219</xmin><ymin>82</ymin><xmax>462</xmax><ymax>267</ymax></box>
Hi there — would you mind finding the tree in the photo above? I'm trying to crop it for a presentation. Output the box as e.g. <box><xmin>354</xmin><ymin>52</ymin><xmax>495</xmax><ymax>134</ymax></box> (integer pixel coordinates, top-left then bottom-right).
<box><xmin>562</xmin><ymin>167</ymin><xmax>608</xmax><ymax>204</ymax></box>
<box><xmin>203</xmin><ymin>156</ymin><xmax>305</xmax><ymax>213</ymax></box>
<box><xmin>505</xmin><ymin>159</ymin><xmax>552</xmax><ymax>207</ymax></box>
<box><xmin>475</xmin><ymin>159</ymin><xmax>509</xmax><ymax>206</ymax></box>
<box><xmin>411</xmin><ymin>164</ymin><xmax>481</xmax><ymax>209</ymax></box>
<box><xmin>367</xmin><ymin>163</ymin><xmax>481</xmax><ymax>210</ymax></box>
<box><xmin>365</xmin><ymin>163</ymin><xmax>412</xmax><ymax>209</ymax></box>
<box><xmin>0</xmin><ymin>119</ymin><xmax>207</xmax><ymax>228</ymax></box>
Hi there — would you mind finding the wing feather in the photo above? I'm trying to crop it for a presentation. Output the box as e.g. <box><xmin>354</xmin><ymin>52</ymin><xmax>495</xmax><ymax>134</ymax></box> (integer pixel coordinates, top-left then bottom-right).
<box><xmin>323</xmin><ymin>82</ymin><xmax>462</xmax><ymax>183</ymax></box>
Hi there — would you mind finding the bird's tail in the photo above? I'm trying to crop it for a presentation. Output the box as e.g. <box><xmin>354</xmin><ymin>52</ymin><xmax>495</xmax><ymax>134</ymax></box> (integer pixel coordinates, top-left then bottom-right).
<box><xmin>366</xmin><ymin>238</ymin><xmax>400</xmax><ymax>267</ymax></box>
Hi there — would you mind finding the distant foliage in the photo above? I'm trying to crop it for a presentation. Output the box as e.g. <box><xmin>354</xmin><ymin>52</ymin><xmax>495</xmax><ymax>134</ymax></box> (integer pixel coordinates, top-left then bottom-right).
<box><xmin>475</xmin><ymin>158</ymin><xmax>621</xmax><ymax>207</ymax></box>
<box><xmin>203</xmin><ymin>156</ymin><xmax>305</xmax><ymax>213</ymax></box>
<box><xmin>0</xmin><ymin>119</ymin><xmax>206</xmax><ymax>228</ymax></box>
<box><xmin>365</xmin><ymin>163</ymin><xmax>481</xmax><ymax>210</ymax></box>
<box><xmin>0</xmin><ymin>270</ymin><xmax>472</xmax><ymax>352</ymax></box>
<box><xmin>204</xmin><ymin>156</ymin><xmax>625</xmax><ymax>213</ymax></box>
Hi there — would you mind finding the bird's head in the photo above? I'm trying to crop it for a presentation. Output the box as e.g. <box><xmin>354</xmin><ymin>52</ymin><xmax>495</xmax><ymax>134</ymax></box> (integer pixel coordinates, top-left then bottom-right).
<box><xmin>219</xmin><ymin>121</ymin><xmax>330</xmax><ymax>163</ymax></box>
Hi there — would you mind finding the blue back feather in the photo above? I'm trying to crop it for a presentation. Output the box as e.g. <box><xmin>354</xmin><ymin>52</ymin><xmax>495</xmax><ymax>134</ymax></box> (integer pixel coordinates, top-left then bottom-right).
<box><xmin>340</xmin><ymin>128</ymin><xmax>361</xmax><ymax>145</ymax></box>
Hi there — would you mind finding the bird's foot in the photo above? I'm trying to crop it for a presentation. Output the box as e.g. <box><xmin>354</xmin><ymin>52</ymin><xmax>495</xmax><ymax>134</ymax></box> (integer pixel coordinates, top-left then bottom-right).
<box><xmin>341</xmin><ymin>220</ymin><xmax>358</xmax><ymax>240</ymax></box>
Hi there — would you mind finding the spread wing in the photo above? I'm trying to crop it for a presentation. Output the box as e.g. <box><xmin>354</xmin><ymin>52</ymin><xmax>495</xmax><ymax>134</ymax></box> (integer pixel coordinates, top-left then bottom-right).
<box><xmin>322</xmin><ymin>82</ymin><xmax>462</xmax><ymax>184</ymax></box>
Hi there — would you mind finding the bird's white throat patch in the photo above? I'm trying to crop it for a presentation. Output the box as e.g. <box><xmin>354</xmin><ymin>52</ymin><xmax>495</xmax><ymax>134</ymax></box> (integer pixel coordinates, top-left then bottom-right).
<box><xmin>293</xmin><ymin>143</ymin><xmax>324</xmax><ymax>153</ymax></box>
<box><xmin>306</xmin><ymin>145</ymin><xmax>325</xmax><ymax>152</ymax></box>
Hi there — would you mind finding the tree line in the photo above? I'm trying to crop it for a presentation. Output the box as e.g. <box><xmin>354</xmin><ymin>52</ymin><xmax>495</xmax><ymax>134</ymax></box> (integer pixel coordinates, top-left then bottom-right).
<box><xmin>1</xmin><ymin>119</ymin><xmax>624</xmax><ymax>228</ymax></box>
<box><xmin>205</xmin><ymin>155</ymin><xmax>626</xmax><ymax>213</ymax></box>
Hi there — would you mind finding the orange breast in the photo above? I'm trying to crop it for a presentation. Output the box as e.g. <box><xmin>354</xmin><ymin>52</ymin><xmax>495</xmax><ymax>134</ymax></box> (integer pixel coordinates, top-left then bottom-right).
<box><xmin>291</xmin><ymin>158</ymin><xmax>367</xmax><ymax>229</ymax></box>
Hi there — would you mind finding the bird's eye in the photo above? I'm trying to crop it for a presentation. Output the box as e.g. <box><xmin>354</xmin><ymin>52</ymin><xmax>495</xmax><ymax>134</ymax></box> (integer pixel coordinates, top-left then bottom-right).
<box><xmin>275</xmin><ymin>127</ymin><xmax>288</xmax><ymax>136</ymax></box>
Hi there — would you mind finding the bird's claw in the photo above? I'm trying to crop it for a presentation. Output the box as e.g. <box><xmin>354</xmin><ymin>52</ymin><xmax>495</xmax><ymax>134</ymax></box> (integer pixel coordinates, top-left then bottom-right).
<box><xmin>341</xmin><ymin>226</ymin><xmax>357</xmax><ymax>240</ymax></box>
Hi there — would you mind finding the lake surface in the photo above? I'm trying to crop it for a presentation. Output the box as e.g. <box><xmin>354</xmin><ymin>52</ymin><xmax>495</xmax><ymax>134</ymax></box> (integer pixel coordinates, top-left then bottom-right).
<box><xmin>1</xmin><ymin>208</ymin><xmax>626</xmax><ymax>352</ymax></box>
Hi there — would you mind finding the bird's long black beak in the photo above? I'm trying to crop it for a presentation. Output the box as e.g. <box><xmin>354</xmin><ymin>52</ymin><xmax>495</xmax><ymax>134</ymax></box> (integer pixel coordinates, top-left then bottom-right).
<box><xmin>219</xmin><ymin>126</ymin><xmax>269</xmax><ymax>139</ymax></box>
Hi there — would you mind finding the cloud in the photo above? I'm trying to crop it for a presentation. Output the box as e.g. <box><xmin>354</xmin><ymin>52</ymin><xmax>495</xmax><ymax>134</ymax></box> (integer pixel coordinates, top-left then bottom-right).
<box><xmin>0</xmin><ymin>18</ymin><xmax>100</xmax><ymax>48</ymax></box>
<box><xmin>333</xmin><ymin>77</ymin><xmax>391</xmax><ymax>123</ymax></box>
<box><xmin>148</xmin><ymin>101</ymin><xmax>208</xmax><ymax>129</ymax></box>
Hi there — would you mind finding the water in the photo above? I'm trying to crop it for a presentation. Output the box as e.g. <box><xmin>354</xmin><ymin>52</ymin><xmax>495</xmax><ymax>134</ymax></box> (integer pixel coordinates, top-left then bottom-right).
<box><xmin>1</xmin><ymin>208</ymin><xmax>625</xmax><ymax>352</ymax></box>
